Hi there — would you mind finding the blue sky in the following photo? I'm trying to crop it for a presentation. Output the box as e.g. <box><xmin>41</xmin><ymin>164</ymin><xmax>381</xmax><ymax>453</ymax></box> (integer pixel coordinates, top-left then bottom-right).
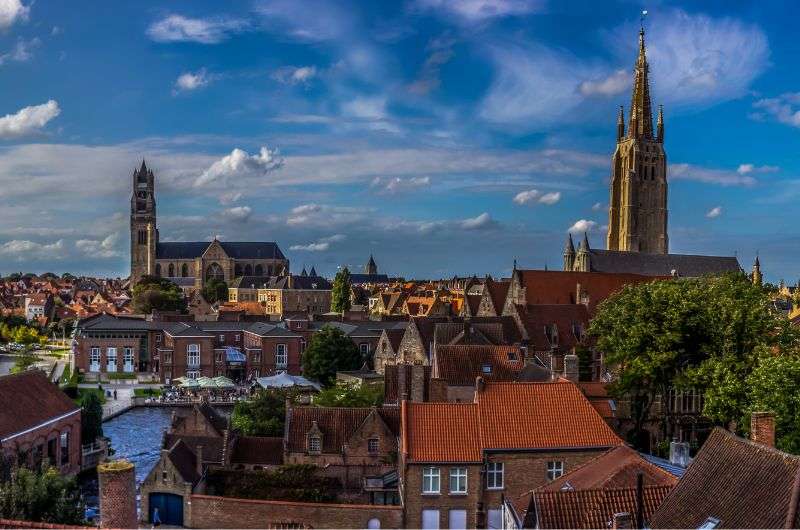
<box><xmin>0</xmin><ymin>0</ymin><xmax>798</xmax><ymax>281</ymax></box>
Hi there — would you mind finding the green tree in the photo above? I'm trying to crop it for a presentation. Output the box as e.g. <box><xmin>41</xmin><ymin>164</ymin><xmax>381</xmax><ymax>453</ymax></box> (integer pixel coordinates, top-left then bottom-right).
<box><xmin>301</xmin><ymin>325</ymin><xmax>362</xmax><ymax>387</ymax></box>
<box><xmin>331</xmin><ymin>267</ymin><xmax>352</xmax><ymax>314</ymax></box>
<box><xmin>745</xmin><ymin>351</ymin><xmax>800</xmax><ymax>453</ymax></box>
<box><xmin>132</xmin><ymin>275</ymin><xmax>186</xmax><ymax>314</ymax></box>
<box><xmin>81</xmin><ymin>391</ymin><xmax>104</xmax><ymax>443</ymax></box>
<box><xmin>231</xmin><ymin>390</ymin><xmax>290</xmax><ymax>436</ymax></box>
<box><xmin>202</xmin><ymin>278</ymin><xmax>229</xmax><ymax>304</ymax></box>
<box><xmin>590</xmin><ymin>273</ymin><xmax>794</xmax><ymax>447</ymax></box>
<box><xmin>10</xmin><ymin>353</ymin><xmax>38</xmax><ymax>374</ymax></box>
<box><xmin>0</xmin><ymin>465</ymin><xmax>85</xmax><ymax>525</ymax></box>
<box><xmin>314</xmin><ymin>382</ymin><xmax>384</xmax><ymax>407</ymax></box>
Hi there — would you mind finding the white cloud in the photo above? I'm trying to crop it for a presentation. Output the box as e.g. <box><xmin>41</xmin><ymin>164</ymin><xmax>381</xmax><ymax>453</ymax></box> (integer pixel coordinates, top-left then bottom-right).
<box><xmin>408</xmin><ymin>34</ymin><xmax>456</xmax><ymax>95</ymax></box>
<box><xmin>286</xmin><ymin>204</ymin><xmax>367</xmax><ymax>228</ymax></box>
<box><xmin>254</xmin><ymin>0</ymin><xmax>354</xmax><ymax>42</ymax></box>
<box><xmin>174</xmin><ymin>68</ymin><xmax>213</xmax><ymax>93</ymax></box>
<box><xmin>670</xmin><ymin>163</ymin><xmax>757</xmax><ymax>186</ymax></box>
<box><xmin>290</xmin><ymin>234</ymin><xmax>346</xmax><ymax>252</ymax></box>
<box><xmin>219</xmin><ymin>191</ymin><xmax>242</xmax><ymax>205</ymax></box>
<box><xmin>460</xmin><ymin>212</ymin><xmax>496</xmax><ymax>230</ymax></box>
<box><xmin>0</xmin><ymin>239</ymin><xmax>64</xmax><ymax>259</ymax></box>
<box><xmin>222</xmin><ymin>206</ymin><xmax>252</xmax><ymax>223</ymax></box>
<box><xmin>706</xmin><ymin>206</ymin><xmax>722</xmax><ymax>219</ymax></box>
<box><xmin>513</xmin><ymin>189</ymin><xmax>560</xmax><ymax>205</ymax></box>
<box><xmin>273</xmin><ymin>65</ymin><xmax>317</xmax><ymax>85</ymax></box>
<box><xmin>0</xmin><ymin>100</ymin><xmax>60</xmax><ymax>138</ymax></box>
<box><xmin>414</xmin><ymin>0</ymin><xmax>542</xmax><ymax>22</ymax></box>
<box><xmin>372</xmin><ymin>176</ymin><xmax>430</xmax><ymax>194</ymax></box>
<box><xmin>147</xmin><ymin>14</ymin><xmax>248</xmax><ymax>44</ymax></box>
<box><xmin>0</xmin><ymin>0</ymin><xmax>29</xmax><ymax>30</ymax></box>
<box><xmin>194</xmin><ymin>146</ymin><xmax>284</xmax><ymax>188</ymax></box>
<box><xmin>737</xmin><ymin>163</ymin><xmax>779</xmax><ymax>175</ymax></box>
<box><xmin>568</xmin><ymin>219</ymin><xmax>599</xmax><ymax>233</ymax></box>
<box><xmin>579</xmin><ymin>69</ymin><xmax>628</xmax><ymax>97</ymax></box>
<box><xmin>75</xmin><ymin>233</ymin><xmax>121</xmax><ymax>258</ymax></box>
<box><xmin>0</xmin><ymin>37</ymin><xmax>40</xmax><ymax>65</ymax></box>
<box><xmin>591</xmin><ymin>202</ymin><xmax>606</xmax><ymax>211</ymax></box>
<box><xmin>752</xmin><ymin>93</ymin><xmax>800</xmax><ymax>128</ymax></box>
<box><xmin>343</xmin><ymin>96</ymin><xmax>388</xmax><ymax>120</ymax></box>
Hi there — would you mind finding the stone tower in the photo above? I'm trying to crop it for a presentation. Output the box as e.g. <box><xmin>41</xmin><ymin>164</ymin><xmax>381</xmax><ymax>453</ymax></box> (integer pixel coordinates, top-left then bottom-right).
<box><xmin>752</xmin><ymin>256</ymin><xmax>762</xmax><ymax>286</ymax></box>
<box><xmin>130</xmin><ymin>160</ymin><xmax>157</xmax><ymax>285</ymax></box>
<box><xmin>98</xmin><ymin>460</ymin><xmax>138</xmax><ymax>529</ymax></box>
<box><xmin>563</xmin><ymin>233</ymin><xmax>575</xmax><ymax>271</ymax></box>
<box><xmin>365</xmin><ymin>254</ymin><xmax>378</xmax><ymax>275</ymax></box>
<box><xmin>607</xmin><ymin>27</ymin><xmax>668</xmax><ymax>255</ymax></box>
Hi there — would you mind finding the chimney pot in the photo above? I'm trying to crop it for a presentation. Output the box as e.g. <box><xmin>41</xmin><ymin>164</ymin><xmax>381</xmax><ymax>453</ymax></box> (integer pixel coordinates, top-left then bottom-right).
<box><xmin>611</xmin><ymin>512</ymin><xmax>632</xmax><ymax>530</ymax></box>
<box><xmin>475</xmin><ymin>376</ymin><xmax>485</xmax><ymax>393</ymax></box>
<box><xmin>564</xmin><ymin>353</ymin><xmax>579</xmax><ymax>382</ymax></box>
<box><xmin>751</xmin><ymin>411</ymin><xmax>776</xmax><ymax>447</ymax></box>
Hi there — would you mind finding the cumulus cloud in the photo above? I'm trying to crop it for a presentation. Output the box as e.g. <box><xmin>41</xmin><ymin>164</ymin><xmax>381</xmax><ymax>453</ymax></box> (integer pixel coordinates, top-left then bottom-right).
<box><xmin>460</xmin><ymin>212</ymin><xmax>496</xmax><ymax>230</ymax></box>
<box><xmin>0</xmin><ymin>0</ymin><xmax>29</xmax><ymax>30</ymax></box>
<box><xmin>513</xmin><ymin>189</ymin><xmax>561</xmax><ymax>205</ymax></box>
<box><xmin>75</xmin><ymin>233</ymin><xmax>121</xmax><ymax>258</ymax></box>
<box><xmin>222</xmin><ymin>206</ymin><xmax>252</xmax><ymax>223</ymax></box>
<box><xmin>272</xmin><ymin>65</ymin><xmax>317</xmax><ymax>85</ymax></box>
<box><xmin>414</xmin><ymin>0</ymin><xmax>543</xmax><ymax>22</ymax></box>
<box><xmin>173</xmin><ymin>68</ymin><xmax>213</xmax><ymax>93</ymax></box>
<box><xmin>579</xmin><ymin>69</ymin><xmax>628</xmax><ymax>97</ymax></box>
<box><xmin>290</xmin><ymin>234</ymin><xmax>346</xmax><ymax>252</ymax></box>
<box><xmin>751</xmin><ymin>93</ymin><xmax>800</xmax><ymax>128</ymax></box>
<box><xmin>147</xmin><ymin>14</ymin><xmax>248</xmax><ymax>44</ymax></box>
<box><xmin>0</xmin><ymin>100</ymin><xmax>60</xmax><ymax>138</ymax></box>
<box><xmin>706</xmin><ymin>206</ymin><xmax>722</xmax><ymax>219</ymax></box>
<box><xmin>371</xmin><ymin>176</ymin><xmax>430</xmax><ymax>194</ymax></box>
<box><xmin>286</xmin><ymin>204</ymin><xmax>368</xmax><ymax>228</ymax></box>
<box><xmin>568</xmin><ymin>219</ymin><xmax>599</xmax><ymax>233</ymax></box>
<box><xmin>0</xmin><ymin>239</ymin><xmax>64</xmax><ymax>259</ymax></box>
<box><xmin>670</xmin><ymin>163</ymin><xmax>756</xmax><ymax>186</ymax></box>
<box><xmin>194</xmin><ymin>146</ymin><xmax>284</xmax><ymax>188</ymax></box>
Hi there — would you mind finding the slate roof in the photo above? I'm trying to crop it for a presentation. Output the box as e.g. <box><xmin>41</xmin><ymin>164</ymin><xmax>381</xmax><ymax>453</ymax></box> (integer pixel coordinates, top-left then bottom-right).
<box><xmin>516</xmin><ymin>304</ymin><xmax>590</xmax><ymax>351</ymax></box>
<box><xmin>163</xmin><ymin>322</ymin><xmax>214</xmax><ymax>337</ymax></box>
<box><xmin>230</xmin><ymin>276</ymin><xmax>273</xmax><ymax>289</ymax></box>
<box><xmin>231</xmin><ymin>436</ymin><xmax>284</xmax><ymax>465</ymax></box>
<box><xmin>163</xmin><ymin>433</ymin><xmax>224</xmax><ymax>464</ymax></box>
<box><xmin>156</xmin><ymin>241</ymin><xmax>286</xmax><ymax>260</ymax></box>
<box><xmin>532</xmin><ymin>485</ymin><xmax>673</xmax><ymax>529</ymax></box>
<box><xmin>248</xmin><ymin>322</ymin><xmax>302</xmax><ymax>337</ymax></box>
<box><xmin>77</xmin><ymin>313</ymin><xmax>153</xmax><ymax>331</ymax></box>
<box><xmin>650</xmin><ymin>427</ymin><xmax>800</xmax><ymax>529</ymax></box>
<box><xmin>433</xmin><ymin>345</ymin><xmax>525</xmax><ymax>386</ymax></box>
<box><xmin>166</xmin><ymin>438</ymin><xmax>201</xmax><ymax>485</ymax></box>
<box><xmin>587</xmin><ymin>249</ymin><xmax>741</xmax><ymax>277</ymax></box>
<box><xmin>0</xmin><ymin>371</ymin><xmax>80</xmax><ymax>440</ymax></box>
<box><xmin>285</xmin><ymin>406</ymin><xmax>400</xmax><ymax>454</ymax></box>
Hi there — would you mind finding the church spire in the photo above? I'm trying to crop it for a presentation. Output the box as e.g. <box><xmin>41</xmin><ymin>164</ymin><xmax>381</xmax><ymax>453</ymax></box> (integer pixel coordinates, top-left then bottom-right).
<box><xmin>628</xmin><ymin>28</ymin><xmax>654</xmax><ymax>139</ymax></box>
<box><xmin>617</xmin><ymin>106</ymin><xmax>625</xmax><ymax>141</ymax></box>
<box><xmin>656</xmin><ymin>105</ymin><xmax>664</xmax><ymax>143</ymax></box>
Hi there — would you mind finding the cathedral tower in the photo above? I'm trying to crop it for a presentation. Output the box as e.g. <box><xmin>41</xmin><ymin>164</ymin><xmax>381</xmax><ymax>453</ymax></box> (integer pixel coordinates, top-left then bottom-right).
<box><xmin>606</xmin><ymin>27</ymin><xmax>668</xmax><ymax>254</ymax></box>
<box><xmin>130</xmin><ymin>160</ymin><xmax>157</xmax><ymax>285</ymax></box>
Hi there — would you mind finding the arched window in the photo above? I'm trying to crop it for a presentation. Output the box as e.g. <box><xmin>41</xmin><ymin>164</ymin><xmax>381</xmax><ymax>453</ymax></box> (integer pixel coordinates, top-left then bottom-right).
<box><xmin>254</xmin><ymin>264</ymin><xmax>264</xmax><ymax>276</ymax></box>
<box><xmin>244</xmin><ymin>264</ymin><xmax>253</xmax><ymax>276</ymax></box>
<box><xmin>206</xmin><ymin>263</ymin><xmax>224</xmax><ymax>282</ymax></box>
<box><xmin>235</xmin><ymin>264</ymin><xmax>243</xmax><ymax>277</ymax></box>
<box><xmin>181</xmin><ymin>263</ymin><xmax>189</xmax><ymax>277</ymax></box>
<box><xmin>155</xmin><ymin>264</ymin><xmax>161</xmax><ymax>277</ymax></box>
<box><xmin>168</xmin><ymin>263</ymin><xmax>175</xmax><ymax>277</ymax></box>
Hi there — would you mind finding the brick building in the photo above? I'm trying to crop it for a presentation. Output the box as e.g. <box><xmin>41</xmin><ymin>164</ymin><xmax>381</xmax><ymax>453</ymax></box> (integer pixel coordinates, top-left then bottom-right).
<box><xmin>399</xmin><ymin>380</ymin><xmax>623</xmax><ymax>528</ymax></box>
<box><xmin>0</xmin><ymin>371</ymin><xmax>81</xmax><ymax>475</ymax></box>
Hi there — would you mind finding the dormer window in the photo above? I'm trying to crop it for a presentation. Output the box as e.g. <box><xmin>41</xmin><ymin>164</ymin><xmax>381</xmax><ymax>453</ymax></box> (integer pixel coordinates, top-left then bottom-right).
<box><xmin>308</xmin><ymin>435</ymin><xmax>321</xmax><ymax>454</ymax></box>
<box><xmin>481</xmin><ymin>364</ymin><xmax>492</xmax><ymax>374</ymax></box>
<box><xmin>368</xmin><ymin>437</ymin><xmax>379</xmax><ymax>454</ymax></box>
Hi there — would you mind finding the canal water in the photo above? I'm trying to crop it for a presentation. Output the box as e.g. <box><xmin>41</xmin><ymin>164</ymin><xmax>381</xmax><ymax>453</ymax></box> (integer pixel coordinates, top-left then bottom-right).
<box><xmin>0</xmin><ymin>354</ymin><xmax>15</xmax><ymax>376</ymax></box>
<box><xmin>103</xmin><ymin>407</ymin><xmax>176</xmax><ymax>484</ymax></box>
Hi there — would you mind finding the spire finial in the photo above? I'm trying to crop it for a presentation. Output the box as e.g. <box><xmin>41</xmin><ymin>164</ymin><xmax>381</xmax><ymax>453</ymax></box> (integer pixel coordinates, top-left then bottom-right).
<box><xmin>628</xmin><ymin>13</ymin><xmax>654</xmax><ymax>139</ymax></box>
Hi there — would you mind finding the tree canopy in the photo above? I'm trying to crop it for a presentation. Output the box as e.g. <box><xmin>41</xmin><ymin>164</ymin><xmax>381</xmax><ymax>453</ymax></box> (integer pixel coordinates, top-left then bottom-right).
<box><xmin>202</xmin><ymin>278</ymin><xmax>229</xmax><ymax>304</ymax></box>
<box><xmin>132</xmin><ymin>275</ymin><xmax>186</xmax><ymax>314</ymax></box>
<box><xmin>81</xmin><ymin>391</ymin><xmax>104</xmax><ymax>443</ymax></box>
<box><xmin>331</xmin><ymin>267</ymin><xmax>352</xmax><ymax>314</ymax></box>
<box><xmin>231</xmin><ymin>389</ymin><xmax>290</xmax><ymax>436</ymax></box>
<box><xmin>0</xmin><ymin>465</ymin><xmax>85</xmax><ymax>525</ymax></box>
<box><xmin>590</xmin><ymin>272</ymin><xmax>798</xmax><ymax>447</ymax></box>
<box><xmin>301</xmin><ymin>325</ymin><xmax>362</xmax><ymax>387</ymax></box>
<box><xmin>313</xmin><ymin>382</ymin><xmax>384</xmax><ymax>407</ymax></box>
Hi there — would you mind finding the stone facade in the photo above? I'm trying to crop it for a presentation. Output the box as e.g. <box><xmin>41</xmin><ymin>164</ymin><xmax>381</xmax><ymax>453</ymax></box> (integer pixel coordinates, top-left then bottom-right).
<box><xmin>607</xmin><ymin>29</ymin><xmax>668</xmax><ymax>255</ymax></box>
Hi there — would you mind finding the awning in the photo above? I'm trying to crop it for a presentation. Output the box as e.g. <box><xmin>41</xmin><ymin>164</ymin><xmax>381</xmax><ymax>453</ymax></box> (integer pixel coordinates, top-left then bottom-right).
<box><xmin>225</xmin><ymin>346</ymin><xmax>246</xmax><ymax>363</ymax></box>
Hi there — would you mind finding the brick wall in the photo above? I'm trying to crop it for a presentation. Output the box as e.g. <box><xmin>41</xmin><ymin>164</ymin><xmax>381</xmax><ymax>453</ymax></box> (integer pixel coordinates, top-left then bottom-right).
<box><xmin>189</xmin><ymin>494</ymin><xmax>402</xmax><ymax>529</ymax></box>
<box><xmin>402</xmin><ymin>463</ymin><xmax>482</xmax><ymax>529</ymax></box>
<box><xmin>397</xmin><ymin>323</ymin><xmax>426</xmax><ymax>365</ymax></box>
<box><xmin>98</xmin><ymin>462</ymin><xmax>137</xmax><ymax>529</ymax></box>
<box><xmin>1</xmin><ymin>410</ymin><xmax>82</xmax><ymax>476</ymax></box>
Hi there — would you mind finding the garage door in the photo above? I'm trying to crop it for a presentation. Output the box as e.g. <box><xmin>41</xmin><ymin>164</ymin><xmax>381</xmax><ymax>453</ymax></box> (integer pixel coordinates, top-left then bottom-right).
<box><xmin>149</xmin><ymin>492</ymin><xmax>184</xmax><ymax>526</ymax></box>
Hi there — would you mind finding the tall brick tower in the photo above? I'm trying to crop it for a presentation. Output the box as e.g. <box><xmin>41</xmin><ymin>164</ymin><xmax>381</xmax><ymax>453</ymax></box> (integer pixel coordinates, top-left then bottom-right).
<box><xmin>130</xmin><ymin>160</ymin><xmax>157</xmax><ymax>285</ymax></box>
<box><xmin>98</xmin><ymin>460</ymin><xmax>138</xmax><ymax>529</ymax></box>
<box><xmin>606</xmin><ymin>27</ymin><xmax>668</xmax><ymax>255</ymax></box>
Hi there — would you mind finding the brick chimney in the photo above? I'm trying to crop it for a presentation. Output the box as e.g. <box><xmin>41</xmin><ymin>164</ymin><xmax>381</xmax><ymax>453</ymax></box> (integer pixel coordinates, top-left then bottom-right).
<box><xmin>98</xmin><ymin>460</ymin><xmax>137</xmax><ymax>529</ymax></box>
<box><xmin>611</xmin><ymin>512</ymin><xmax>632</xmax><ymax>529</ymax></box>
<box><xmin>410</xmin><ymin>364</ymin><xmax>426</xmax><ymax>402</ymax></box>
<box><xmin>397</xmin><ymin>364</ymin><xmax>409</xmax><ymax>401</ymax></box>
<box><xmin>563</xmin><ymin>353</ymin><xmax>579</xmax><ymax>382</ymax></box>
<box><xmin>751</xmin><ymin>411</ymin><xmax>776</xmax><ymax>447</ymax></box>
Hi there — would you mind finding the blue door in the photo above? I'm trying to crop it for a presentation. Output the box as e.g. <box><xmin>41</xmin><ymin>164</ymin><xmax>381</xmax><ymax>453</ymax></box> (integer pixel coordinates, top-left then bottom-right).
<box><xmin>149</xmin><ymin>493</ymin><xmax>183</xmax><ymax>526</ymax></box>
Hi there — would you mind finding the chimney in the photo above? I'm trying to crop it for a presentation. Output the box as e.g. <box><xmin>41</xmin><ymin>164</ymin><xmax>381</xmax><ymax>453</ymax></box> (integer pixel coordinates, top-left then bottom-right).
<box><xmin>751</xmin><ymin>411</ymin><xmax>776</xmax><ymax>447</ymax></box>
<box><xmin>669</xmin><ymin>440</ymin><xmax>691</xmax><ymax>467</ymax></box>
<box><xmin>563</xmin><ymin>353</ymin><xmax>579</xmax><ymax>382</ymax></box>
<box><xmin>475</xmin><ymin>376</ymin><xmax>485</xmax><ymax>393</ymax></box>
<box><xmin>410</xmin><ymin>364</ymin><xmax>426</xmax><ymax>402</ymax></box>
<box><xmin>196</xmin><ymin>445</ymin><xmax>204</xmax><ymax>476</ymax></box>
<box><xmin>397</xmin><ymin>364</ymin><xmax>409</xmax><ymax>401</ymax></box>
<box><xmin>98</xmin><ymin>460</ymin><xmax>137</xmax><ymax>529</ymax></box>
<box><xmin>611</xmin><ymin>512</ymin><xmax>632</xmax><ymax>529</ymax></box>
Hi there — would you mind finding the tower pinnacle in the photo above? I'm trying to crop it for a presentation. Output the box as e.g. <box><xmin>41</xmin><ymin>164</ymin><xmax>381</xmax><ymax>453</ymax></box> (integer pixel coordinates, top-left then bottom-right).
<box><xmin>628</xmin><ymin>27</ymin><xmax>654</xmax><ymax>139</ymax></box>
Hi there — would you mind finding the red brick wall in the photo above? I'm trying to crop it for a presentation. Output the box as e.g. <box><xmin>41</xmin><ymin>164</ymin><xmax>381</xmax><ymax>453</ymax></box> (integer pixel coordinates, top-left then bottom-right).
<box><xmin>73</xmin><ymin>337</ymin><xmax>141</xmax><ymax>375</ymax></box>
<box><xmin>189</xmin><ymin>494</ymin><xmax>402</xmax><ymax>529</ymax></box>
<box><xmin>1</xmin><ymin>410</ymin><xmax>82</xmax><ymax>476</ymax></box>
<box><xmin>402</xmin><ymin>463</ymin><xmax>483</xmax><ymax>529</ymax></box>
<box><xmin>163</xmin><ymin>336</ymin><xmax>214</xmax><ymax>381</ymax></box>
<box><xmin>98</xmin><ymin>464</ymin><xmax>137</xmax><ymax>529</ymax></box>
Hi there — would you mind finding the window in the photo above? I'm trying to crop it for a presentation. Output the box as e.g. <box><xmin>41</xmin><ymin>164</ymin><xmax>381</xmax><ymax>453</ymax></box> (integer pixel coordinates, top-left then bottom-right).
<box><xmin>449</xmin><ymin>510</ymin><xmax>467</xmax><ymax>530</ymax></box>
<box><xmin>486</xmin><ymin>462</ymin><xmax>503</xmax><ymax>489</ymax></box>
<box><xmin>547</xmin><ymin>461</ymin><xmax>564</xmax><ymax>481</ymax></box>
<box><xmin>186</xmin><ymin>370</ymin><xmax>199</xmax><ymax>379</ymax></box>
<box><xmin>123</xmin><ymin>347</ymin><xmax>134</xmax><ymax>372</ymax></box>
<box><xmin>47</xmin><ymin>438</ymin><xmax>57</xmax><ymax>465</ymax></box>
<box><xmin>368</xmin><ymin>438</ymin><xmax>379</xmax><ymax>454</ymax></box>
<box><xmin>90</xmin><ymin>348</ymin><xmax>100</xmax><ymax>372</ymax></box>
<box><xmin>308</xmin><ymin>435</ymin><xmax>321</xmax><ymax>453</ymax></box>
<box><xmin>276</xmin><ymin>344</ymin><xmax>287</xmax><ymax>368</ymax></box>
<box><xmin>60</xmin><ymin>432</ymin><xmax>69</xmax><ymax>465</ymax></box>
<box><xmin>155</xmin><ymin>334</ymin><xmax>162</xmax><ymax>343</ymax></box>
<box><xmin>252</xmin><ymin>351</ymin><xmax>262</xmax><ymax>364</ymax></box>
<box><xmin>300</xmin><ymin>338</ymin><xmax>306</xmax><ymax>353</ymax></box>
<box><xmin>449</xmin><ymin>467</ymin><xmax>467</xmax><ymax>494</ymax></box>
<box><xmin>422</xmin><ymin>509</ymin><xmax>440</xmax><ymax>530</ymax></box>
<box><xmin>181</xmin><ymin>263</ymin><xmax>189</xmax><ymax>277</ymax></box>
<box><xmin>137</xmin><ymin>230</ymin><xmax>146</xmax><ymax>244</ymax></box>
<box><xmin>487</xmin><ymin>509</ymin><xmax>502</xmax><ymax>530</ymax></box>
<box><xmin>360</xmin><ymin>343</ymin><xmax>370</xmax><ymax>356</ymax></box>
<box><xmin>106</xmin><ymin>347</ymin><xmax>117</xmax><ymax>372</ymax></box>
<box><xmin>422</xmin><ymin>467</ymin><xmax>440</xmax><ymax>494</ymax></box>
<box><xmin>481</xmin><ymin>363</ymin><xmax>492</xmax><ymax>374</ymax></box>
<box><xmin>235</xmin><ymin>334</ymin><xmax>241</xmax><ymax>342</ymax></box>
<box><xmin>187</xmin><ymin>344</ymin><xmax>200</xmax><ymax>367</ymax></box>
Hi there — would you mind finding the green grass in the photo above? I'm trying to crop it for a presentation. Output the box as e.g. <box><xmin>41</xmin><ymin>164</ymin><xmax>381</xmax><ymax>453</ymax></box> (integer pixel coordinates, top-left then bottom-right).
<box><xmin>75</xmin><ymin>387</ymin><xmax>107</xmax><ymax>405</ymax></box>
<box><xmin>106</xmin><ymin>372</ymin><xmax>137</xmax><ymax>380</ymax></box>
<box><xmin>134</xmin><ymin>388</ymin><xmax>162</xmax><ymax>398</ymax></box>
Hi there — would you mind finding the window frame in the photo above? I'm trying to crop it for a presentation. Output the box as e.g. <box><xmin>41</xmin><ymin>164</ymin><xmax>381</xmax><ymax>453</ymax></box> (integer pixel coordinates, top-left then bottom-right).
<box><xmin>368</xmin><ymin>437</ymin><xmax>379</xmax><ymax>454</ymax></box>
<box><xmin>276</xmin><ymin>343</ymin><xmax>287</xmax><ymax>368</ymax></box>
<box><xmin>449</xmin><ymin>467</ymin><xmax>468</xmax><ymax>495</ymax></box>
<box><xmin>422</xmin><ymin>466</ymin><xmax>441</xmax><ymax>494</ymax></box>
<box><xmin>486</xmin><ymin>462</ymin><xmax>504</xmax><ymax>490</ymax></box>
<box><xmin>187</xmin><ymin>343</ymin><xmax>200</xmax><ymax>367</ymax></box>
<box><xmin>547</xmin><ymin>460</ymin><xmax>564</xmax><ymax>481</ymax></box>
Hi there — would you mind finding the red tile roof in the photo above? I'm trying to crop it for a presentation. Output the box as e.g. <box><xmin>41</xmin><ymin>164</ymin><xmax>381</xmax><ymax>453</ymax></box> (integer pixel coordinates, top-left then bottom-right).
<box><xmin>403</xmin><ymin>401</ymin><xmax>481</xmax><ymax>463</ymax></box>
<box><xmin>286</xmin><ymin>406</ymin><xmax>399</xmax><ymax>454</ymax></box>
<box><xmin>433</xmin><ymin>344</ymin><xmax>524</xmax><ymax>386</ymax></box>
<box><xmin>231</xmin><ymin>436</ymin><xmax>284</xmax><ymax>465</ymax></box>
<box><xmin>0</xmin><ymin>371</ymin><xmax>80</xmax><ymax>440</ymax></box>
<box><xmin>516</xmin><ymin>304</ymin><xmax>590</xmax><ymax>352</ymax></box>
<box><xmin>476</xmin><ymin>381</ymin><xmax>623</xmax><ymax>450</ymax></box>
